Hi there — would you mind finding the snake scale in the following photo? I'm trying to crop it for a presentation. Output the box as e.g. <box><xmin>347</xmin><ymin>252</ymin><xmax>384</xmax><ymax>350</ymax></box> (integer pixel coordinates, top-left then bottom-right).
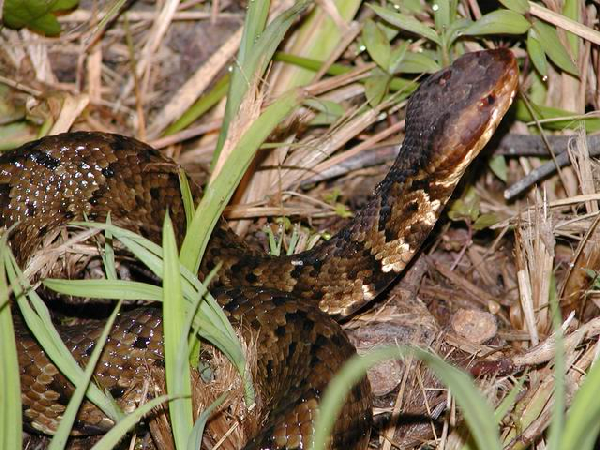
<box><xmin>5</xmin><ymin>49</ymin><xmax>518</xmax><ymax>449</ymax></box>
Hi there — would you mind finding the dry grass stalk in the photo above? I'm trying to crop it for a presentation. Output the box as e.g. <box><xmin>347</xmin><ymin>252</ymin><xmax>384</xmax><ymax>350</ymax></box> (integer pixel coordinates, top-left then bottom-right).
<box><xmin>513</xmin><ymin>196</ymin><xmax>555</xmax><ymax>344</ymax></box>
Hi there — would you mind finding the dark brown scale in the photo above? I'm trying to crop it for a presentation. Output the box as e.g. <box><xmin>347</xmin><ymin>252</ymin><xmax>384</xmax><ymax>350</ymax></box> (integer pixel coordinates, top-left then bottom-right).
<box><xmin>6</xmin><ymin>49</ymin><xmax>518</xmax><ymax>449</ymax></box>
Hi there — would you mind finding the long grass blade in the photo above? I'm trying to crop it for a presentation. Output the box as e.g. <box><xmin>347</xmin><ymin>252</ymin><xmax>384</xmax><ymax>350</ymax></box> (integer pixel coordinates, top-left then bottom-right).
<box><xmin>4</xmin><ymin>250</ymin><xmax>123</xmax><ymax>422</ymax></box>
<box><xmin>162</xmin><ymin>213</ymin><xmax>193</xmax><ymax>449</ymax></box>
<box><xmin>0</xmin><ymin>238</ymin><xmax>22</xmax><ymax>450</ymax></box>
<box><xmin>90</xmin><ymin>395</ymin><xmax>171</xmax><ymax>450</ymax></box>
<box><xmin>48</xmin><ymin>301</ymin><xmax>122</xmax><ymax>450</ymax></box>
<box><xmin>180</xmin><ymin>88</ymin><xmax>304</xmax><ymax>274</ymax></box>
<box><xmin>311</xmin><ymin>346</ymin><xmax>501</xmax><ymax>450</ymax></box>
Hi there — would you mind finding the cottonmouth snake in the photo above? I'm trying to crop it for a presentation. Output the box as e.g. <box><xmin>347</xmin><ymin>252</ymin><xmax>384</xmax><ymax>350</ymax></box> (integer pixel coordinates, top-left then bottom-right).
<box><xmin>5</xmin><ymin>49</ymin><xmax>518</xmax><ymax>449</ymax></box>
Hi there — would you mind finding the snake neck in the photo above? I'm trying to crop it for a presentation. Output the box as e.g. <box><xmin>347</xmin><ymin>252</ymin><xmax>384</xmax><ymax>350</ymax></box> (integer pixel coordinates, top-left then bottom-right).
<box><xmin>205</xmin><ymin>49</ymin><xmax>518</xmax><ymax>317</ymax></box>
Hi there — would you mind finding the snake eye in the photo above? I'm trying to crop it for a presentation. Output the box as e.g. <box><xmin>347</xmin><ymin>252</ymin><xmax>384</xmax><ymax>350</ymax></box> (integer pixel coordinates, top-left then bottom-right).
<box><xmin>482</xmin><ymin>94</ymin><xmax>495</xmax><ymax>106</ymax></box>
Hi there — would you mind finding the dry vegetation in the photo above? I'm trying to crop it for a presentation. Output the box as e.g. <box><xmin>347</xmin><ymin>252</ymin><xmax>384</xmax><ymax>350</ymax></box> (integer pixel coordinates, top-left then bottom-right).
<box><xmin>3</xmin><ymin>0</ymin><xmax>600</xmax><ymax>448</ymax></box>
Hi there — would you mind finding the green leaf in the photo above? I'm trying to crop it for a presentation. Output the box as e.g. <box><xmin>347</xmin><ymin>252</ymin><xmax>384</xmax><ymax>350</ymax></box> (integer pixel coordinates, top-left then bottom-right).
<box><xmin>433</xmin><ymin>0</ymin><xmax>451</xmax><ymax>30</ymax></box>
<box><xmin>364</xmin><ymin>73</ymin><xmax>391</xmax><ymax>106</ymax></box>
<box><xmin>43</xmin><ymin>279</ymin><xmax>163</xmax><ymax>301</ymax></box>
<box><xmin>562</xmin><ymin>0</ymin><xmax>580</xmax><ymax>54</ymax></box>
<box><xmin>179</xmin><ymin>169</ymin><xmax>195</xmax><ymax>230</ymax></box>
<box><xmin>498</xmin><ymin>0</ymin><xmax>529</xmax><ymax>14</ymax></box>
<box><xmin>445</xmin><ymin>18</ymin><xmax>473</xmax><ymax>47</ymax></box>
<box><xmin>397</xmin><ymin>52</ymin><xmax>441</xmax><ymax>74</ymax></box>
<box><xmin>463</xmin><ymin>9</ymin><xmax>531</xmax><ymax>35</ymax></box>
<box><xmin>305</xmin><ymin>99</ymin><xmax>345</xmax><ymax>126</ymax></box>
<box><xmin>362</xmin><ymin>19</ymin><xmax>391</xmax><ymax>72</ymax></box>
<box><xmin>526</xmin><ymin>29</ymin><xmax>548</xmax><ymax>78</ymax></box>
<box><xmin>448</xmin><ymin>188</ymin><xmax>480</xmax><ymax>223</ymax></box>
<box><xmin>388</xmin><ymin>42</ymin><xmax>408</xmax><ymax>74</ymax></box>
<box><xmin>368</xmin><ymin>4</ymin><xmax>441</xmax><ymax>44</ymax></box>
<box><xmin>187</xmin><ymin>393</ymin><xmax>228</xmax><ymax>450</ymax></box>
<box><xmin>473</xmin><ymin>213</ymin><xmax>500</xmax><ymax>230</ymax></box>
<box><xmin>6</xmin><ymin>251</ymin><xmax>124</xmax><ymax>424</ymax></box>
<box><xmin>532</xmin><ymin>20</ymin><xmax>579</xmax><ymax>76</ymax></box>
<box><xmin>488</xmin><ymin>155</ymin><xmax>508</xmax><ymax>182</ymax></box>
<box><xmin>2</xmin><ymin>0</ymin><xmax>79</xmax><ymax>35</ymax></box>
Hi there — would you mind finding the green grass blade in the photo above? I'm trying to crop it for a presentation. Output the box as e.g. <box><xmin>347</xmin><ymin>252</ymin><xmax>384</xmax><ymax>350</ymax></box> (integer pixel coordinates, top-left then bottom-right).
<box><xmin>179</xmin><ymin>169</ymin><xmax>196</xmax><ymax>229</ymax></box>
<box><xmin>4</xmin><ymin>251</ymin><xmax>123</xmax><ymax>423</ymax></box>
<box><xmin>90</xmin><ymin>395</ymin><xmax>171</xmax><ymax>450</ymax></box>
<box><xmin>164</xmin><ymin>74</ymin><xmax>230</xmax><ymax>137</ymax></box>
<box><xmin>162</xmin><ymin>213</ymin><xmax>194</xmax><ymax>449</ymax></box>
<box><xmin>187</xmin><ymin>392</ymin><xmax>228</xmax><ymax>450</ymax></box>
<box><xmin>43</xmin><ymin>279</ymin><xmax>163</xmax><ymax>301</ymax></box>
<box><xmin>311</xmin><ymin>346</ymin><xmax>501</xmax><ymax>450</ymax></box>
<box><xmin>0</xmin><ymin>241</ymin><xmax>22</xmax><ymax>450</ymax></box>
<box><xmin>494</xmin><ymin>375</ymin><xmax>526</xmax><ymax>424</ymax></box>
<box><xmin>48</xmin><ymin>301</ymin><xmax>122</xmax><ymax>450</ymax></box>
<box><xmin>559</xmin><ymin>357</ymin><xmax>600</xmax><ymax>449</ymax></box>
<box><xmin>65</xmin><ymin>222</ymin><xmax>253</xmax><ymax>404</ymax></box>
<box><xmin>213</xmin><ymin>1</ymin><xmax>309</xmax><ymax>165</ymax></box>
<box><xmin>180</xmin><ymin>88</ymin><xmax>304</xmax><ymax>274</ymax></box>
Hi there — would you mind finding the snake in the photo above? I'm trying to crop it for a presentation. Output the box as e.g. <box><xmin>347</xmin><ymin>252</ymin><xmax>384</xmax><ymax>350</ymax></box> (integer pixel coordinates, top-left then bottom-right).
<box><xmin>5</xmin><ymin>48</ymin><xmax>518</xmax><ymax>449</ymax></box>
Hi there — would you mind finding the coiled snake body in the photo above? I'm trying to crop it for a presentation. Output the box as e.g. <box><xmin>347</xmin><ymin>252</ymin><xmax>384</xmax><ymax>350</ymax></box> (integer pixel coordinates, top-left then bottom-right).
<box><xmin>5</xmin><ymin>49</ymin><xmax>518</xmax><ymax>449</ymax></box>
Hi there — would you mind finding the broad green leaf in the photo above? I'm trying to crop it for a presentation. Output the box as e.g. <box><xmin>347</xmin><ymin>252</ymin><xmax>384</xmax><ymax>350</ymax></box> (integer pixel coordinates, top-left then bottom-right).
<box><xmin>473</xmin><ymin>213</ymin><xmax>500</xmax><ymax>230</ymax></box>
<box><xmin>397</xmin><ymin>52</ymin><xmax>441</xmax><ymax>74</ymax></box>
<box><xmin>433</xmin><ymin>0</ymin><xmax>451</xmax><ymax>30</ymax></box>
<box><xmin>532</xmin><ymin>20</ymin><xmax>579</xmax><ymax>76</ymax></box>
<box><xmin>368</xmin><ymin>4</ymin><xmax>441</xmax><ymax>45</ymax></box>
<box><xmin>365</xmin><ymin>73</ymin><xmax>390</xmax><ymax>106</ymax></box>
<box><xmin>362</xmin><ymin>19</ymin><xmax>391</xmax><ymax>72</ymax></box>
<box><xmin>3</xmin><ymin>0</ymin><xmax>79</xmax><ymax>35</ymax></box>
<box><xmin>499</xmin><ymin>0</ymin><xmax>529</xmax><ymax>14</ymax></box>
<box><xmin>463</xmin><ymin>9</ymin><xmax>531</xmax><ymax>35</ymax></box>
<box><xmin>526</xmin><ymin>28</ymin><xmax>548</xmax><ymax>78</ymax></box>
<box><xmin>389</xmin><ymin>42</ymin><xmax>408</xmax><ymax>74</ymax></box>
<box><xmin>445</xmin><ymin>18</ymin><xmax>473</xmax><ymax>47</ymax></box>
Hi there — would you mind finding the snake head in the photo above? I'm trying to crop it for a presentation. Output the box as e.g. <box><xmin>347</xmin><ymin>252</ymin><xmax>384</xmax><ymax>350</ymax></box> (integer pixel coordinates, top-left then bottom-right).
<box><xmin>403</xmin><ymin>48</ymin><xmax>519</xmax><ymax>185</ymax></box>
